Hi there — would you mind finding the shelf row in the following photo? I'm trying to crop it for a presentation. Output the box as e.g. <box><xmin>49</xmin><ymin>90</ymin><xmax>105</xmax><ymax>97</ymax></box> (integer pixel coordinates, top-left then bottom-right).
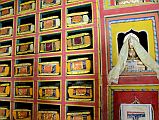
<box><xmin>0</xmin><ymin>2</ymin><xmax>92</xmax><ymax>26</ymax></box>
<box><xmin>0</xmin><ymin>54</ymin><xmax>95</xmax><ymax>77</ymax></box>
<box><xmin>0</xmin><ymin>80</ymin><xmax>94</xmax><ymax>101</ymax></box>
<box><xmin>0</xmin><ymin>100</ymin><xmax>95</xmax><ymax>120</ymax></box>
<box><xmin>1</xmin><ymin>0</ymin><xmax>158</xmax><ymax>16</ymax></box>
<box><xmin>0</xmin><ymin>0</ymin><xmax>92</xmax><ymax>16</ymax></box>
<box><xmin>0</xmin><ymin>28</ymin><xmax>94</xmax><ymax>56</ymax></box>
<box><xmin>0</xmin><ymin>3</ymin><xmax>94</xmax><ymax>36</ymax></box>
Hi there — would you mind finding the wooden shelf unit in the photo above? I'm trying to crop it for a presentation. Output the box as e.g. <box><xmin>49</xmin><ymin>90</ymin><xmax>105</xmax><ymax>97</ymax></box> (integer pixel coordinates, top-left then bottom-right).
<box><xmin>0</xmin><ymin>0</ymin><xmax>100</xmax><ymax>120</ymax></box>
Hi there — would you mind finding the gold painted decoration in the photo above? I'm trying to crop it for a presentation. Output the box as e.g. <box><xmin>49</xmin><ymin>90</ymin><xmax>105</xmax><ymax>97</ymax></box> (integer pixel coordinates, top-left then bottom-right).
<box><xmin>38</xmin><ymin>62</ymin><xmax>60</xmax><ymax>76</ymax></box>
<box><xmin>0</xmin><ymin>107</ymin><xmax>10</xmax><ymax>119</ymax></box>
<box><xmin>67</xmin><ymin>58</ymin><xmax>91</xmax><ymax>74</ymax></box>
<box><xmin>38</xmin><ymin>111</ymin><xmax>59</xmax><ymax>120</ymax></box>
<box><xmin>67</xmin><ymin>12</ymin><xmax>90</xmax><ymax>27</ymax></box>
<box><xmin>20</xmin><ymin>1</ymin><xmax>35</xmax><ymax>13</ymax></box>
<box><xmin>39</xmin><ymin>86</ymin><xmax>60</xmax><ymax>99</ymax></box>
<box><xmin>0</xmin><ymin>45</ymin><xmax>12</xmax><ymax>56</ymax></box>
<box><xmin>41</xmin><ymin>0</ymin><xmax>61</xmax><ymax>8</ymax></box>
<box><xmin>13</xmin><ymin>109</ymin><xmax>31</xmax><ymax>120</ymax></box>
<box><xmin>67</xmin><ymin>112</ymin><xmax>91</xmax><ymax>120</ymax></box>
<box><xmin>0</xmin><ymin>83</ymin><xmax>10</xmax><ymax>97</ymax></box>
<box><xmin>67</xmin><ymin>33</ymin><xmax>91</xmax><ymax>49</ymax></box>
<box><xmin>0</xmin><ymin>64</ymin><xmax>10</xmax><ymax>77</ymax></box>
<box><xmin>15</xmin><ymin>86</ymin><xmax>33</xmax><ymax>98</ymax></box>
<box><xmin>40</xmin><ymin>39</ymin><xmax>60</xmax><ymax>53</ymax></box>
<box><xmin>0</xmin><ymin>6</ymin><xmax>13</xmax><ymax>17</ymax></box>
<box><xmin>68</xmin><ymin>86</ymin><xmax>92</xmax><ymax>101</ymax></box>
<box><xmin>40</xmin><ymin>16</ymin><xmax>60</xmax><ymax>31</ymax></box>
<box><xmin>0</xmin><ymin>27</ymin><xmax>12</xmax><ymax>38</ymax></box>
<box><xmin>14</xmin><ymin>63</ymin><xmax>33</xmax><ymax>77</ymax></box>
<box><xmin>16</xmin><ymin>42</ymin><xmax>34</xmax><ymax>54</ymax></box>
<box><xmin>18</xmin><ymin>23</ymin><xmax>35</xmax><ymax>34</ymax></box>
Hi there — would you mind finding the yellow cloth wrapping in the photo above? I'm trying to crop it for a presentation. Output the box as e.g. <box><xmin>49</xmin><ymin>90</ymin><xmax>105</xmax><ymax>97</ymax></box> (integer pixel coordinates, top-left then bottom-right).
<box><xmin>108</xmin><ymin>33</ymin><xmax>159</xmax><ymax>84</ymax></box>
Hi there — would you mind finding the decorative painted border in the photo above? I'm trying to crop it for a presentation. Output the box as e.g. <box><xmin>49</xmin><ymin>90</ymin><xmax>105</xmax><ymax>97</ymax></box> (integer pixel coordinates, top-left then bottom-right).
<box><xmin>108</xmin><ymin>85</ymin><xmax>159</xmax><ymax>120</ymax></box>
<box><xmin>104</xmin><ymin>0</ymin><xmax>157</xmax><ymax>9</ymax></box>
<box><xmin>108</xmin><ymin>16</ymin><xmax>158</xmax><ymax>68</ymax></box>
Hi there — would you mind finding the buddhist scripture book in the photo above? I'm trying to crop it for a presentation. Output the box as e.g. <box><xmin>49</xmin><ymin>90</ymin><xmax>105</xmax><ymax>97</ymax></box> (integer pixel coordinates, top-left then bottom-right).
<box><xmin>40</xmin><ymin>39</ymin><xmax>60</xmax><ymax>53</ymax></box>
<box><xmin>13</xmin><ymin>109</ymin><xmax>31</xmax><ymax>120</ymax></box>
<box><xmin>0</xmin><ymin>107</ymin><xmax>10</xmax><ymax>119</ymax></box>
<box><xmin>67</xmin><ymin>58</ymin><xmax>91</xmax><ymax>75</ymax></box>
<box><xmin>0</xmin><ymin>27</ymin><xmax>12</xmax><ymax>38</ymax></box>
<box><xmin>0</xmin><ymin>83</ymin><xmax>10</xmax><ymax>97</ymax></box>
<box><xmin>41</xmin><ymin>0</ymin><xmax>61</xmax><ymax>8</ymax></box>
<box><xmin>38</xmin><ymin>62</ymin><xmax>60</xmax><ymax>76</ymax></box>
<box><xmin>18</xmin><ymin>24</ymin><xmax>34</xmax><ymax>34</ymax></box>
<box><xmin>14</xmin><ymin>63</ymin><xmax>33</xmax><ymax>77</ymax></box>
<box><xmin>67</xmin><ymin>12</ymin><xmax>90</xmax><ymax>27</ymax></box>
<box><xmin>20</xmin><ymin>1</ymin><xmax>35</xmax><ymax>13</ymax></box>
<box><xmin>0</xmin><ymin>6</ymin><xmax>13</xmax><ymax>17</ymax></box>
<box><xmin>40</xmin><ymin>16</ymin><xmax>60</xmax><ymax>31</ymax></box>
<box><xmin>67</xmin><ymin>112</ymin><xmax>92</xmax><ymax>120</ymax></box>
<box><xmin>15</xmin><ymin>86</ymin><xmax>33</xmax><ymax>98</ymax></box>
<box><xmin>39</xmin><ymin>86</ymin><xmax>60</xmax><ymax>100</ymax></box>
<box><xmin>0</xmin><ymin>45</ymin><xmax>12</xmax><ymax>56</ymax></box>
<box><xmin>67</xmin><ymin>33</ymin><xmax>91</xmax><ymax>50</ymax></box>
<box><xmin>38</xmin><ymin>111</ymin><xmax>59</xmax><ymax>120</ymax></box>
<box><xmin>16</xmin><ymin>42</ymin><xmax>34</xmax><ymax>55</ymax></box>
<box><xmin>0</xmin><ymin>64</ymin><xmax>10</xmax><ymax>77</ymax></box>
<box><xmin>68</xmin><ymin>86</ymin><xmax>92</xmax><ymax>101</ymax></box>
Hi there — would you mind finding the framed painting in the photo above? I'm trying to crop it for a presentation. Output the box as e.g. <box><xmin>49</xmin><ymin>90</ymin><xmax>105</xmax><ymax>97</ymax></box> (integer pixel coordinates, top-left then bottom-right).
<box><xmin>108</xmin><ymin>85</ymin><xmax>159</xmax><ymax>120</ymax></box>
<box><xmin>120</xmin><ymin>104</ymin><xmax>154</xmax><ymax>120</ymax></box>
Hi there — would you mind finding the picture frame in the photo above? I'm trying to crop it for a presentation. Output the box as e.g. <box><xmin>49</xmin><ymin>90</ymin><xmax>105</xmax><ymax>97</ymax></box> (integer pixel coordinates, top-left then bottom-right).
<box><xmin>106</xmin><ymin>13</ymin><xmax>159</xmax><ymax>72</ymax></box>
<box><xmin>120</xmin><ymin>104</ymin><xmax>154</xmax><ymax>120</ymax></box>
<box><xmin>108</xmin><ymin>85</ymin><xmax>159</xmax><ymax>120</ymax></box>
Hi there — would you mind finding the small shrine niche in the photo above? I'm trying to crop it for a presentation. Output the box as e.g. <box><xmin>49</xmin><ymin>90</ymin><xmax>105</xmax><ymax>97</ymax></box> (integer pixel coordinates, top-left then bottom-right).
<box><xmin>117</xmin><ymin>30</ymin><xmax>152</xmax><ymax>72</ymax></box>
<box><xmin>117</xmin><ymin>29</ymin><xmax>148</xmax><ymax>53</ymax></box>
